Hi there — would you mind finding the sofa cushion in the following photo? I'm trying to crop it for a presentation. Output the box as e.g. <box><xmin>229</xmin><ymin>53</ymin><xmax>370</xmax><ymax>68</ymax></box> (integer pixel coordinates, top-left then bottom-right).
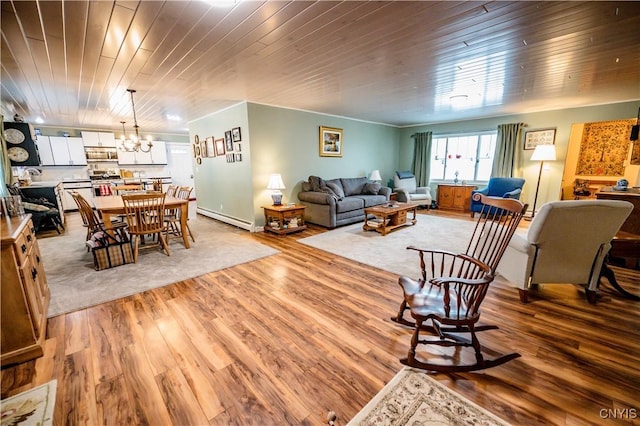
<box><xmin>326</xmin><ymin>181</ymin><xmax>345</xmax><ymax>199</ymax></box>
<box><xmin>363</xmin><ymin>182</ymin><xmax>381</xmax><ymax>195</ymax></box>
<box><xmin>340</xmin><ymin>177</ymin><xmax>368</xmax><ymax>196</ymax></box>
<box><xmin>355</xmin><ymin>194</ymin><xmax>387</xmax><ymax>207</ymax></box>
<box><xmin>336</xmin><ymin>197</ymin><xmax>364</xmax><ymax>213</ymax></box>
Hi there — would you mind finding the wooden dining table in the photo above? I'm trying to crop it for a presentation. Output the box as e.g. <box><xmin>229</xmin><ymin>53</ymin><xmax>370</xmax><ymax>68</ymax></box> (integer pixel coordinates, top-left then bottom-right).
<box><xmin>92</xmin><ymin>195</ymin><xmax>192</xmax><ymax>249</ymax></box>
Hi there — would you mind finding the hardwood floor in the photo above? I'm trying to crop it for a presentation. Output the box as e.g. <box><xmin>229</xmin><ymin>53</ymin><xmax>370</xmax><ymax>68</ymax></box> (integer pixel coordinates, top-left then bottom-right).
<box><xmin>2</xmin><ymin>209</ymin><xmax>639</xmax><ymax>425</ymax></box>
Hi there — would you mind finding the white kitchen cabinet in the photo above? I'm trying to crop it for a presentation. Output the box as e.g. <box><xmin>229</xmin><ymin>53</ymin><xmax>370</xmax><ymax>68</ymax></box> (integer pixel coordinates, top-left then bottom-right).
<box><xmin>150</xmin><ymin>141</ymin><xmax>167</xmax><ymax>164</ymax></box>
<box><xmin>117</xmin><ymin>141</ymin><xmax>167</xmax><ymax>165</ymax></box>
<box><xmin>82</xmin><ymin>131</ymin><xmax>116</xmax><ymax>147</ymax></box>
<box><xmin>49</xmin><ymin>136</ymin><xmax>87</xmax><ymax>166</ymax></box>
<box><xmin>35</xmin><ymin>136</ymin><xmax>55</xmax><ymax>166</ymax></box>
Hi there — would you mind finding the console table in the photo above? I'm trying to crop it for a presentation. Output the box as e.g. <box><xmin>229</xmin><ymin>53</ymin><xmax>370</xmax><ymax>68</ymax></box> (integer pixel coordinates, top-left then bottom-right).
<box><xmin>437</xmin><ymin>184</ymin><xmax>476</xmax><ymax>212</ymax></box>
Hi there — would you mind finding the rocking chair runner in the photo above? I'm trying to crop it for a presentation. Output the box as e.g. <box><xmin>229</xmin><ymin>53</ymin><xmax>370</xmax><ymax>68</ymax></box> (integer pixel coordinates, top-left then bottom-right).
<box><xmin>394</xmin><ymin>194</ymin><xmax>528</xmax><ymax>373</ymax></box>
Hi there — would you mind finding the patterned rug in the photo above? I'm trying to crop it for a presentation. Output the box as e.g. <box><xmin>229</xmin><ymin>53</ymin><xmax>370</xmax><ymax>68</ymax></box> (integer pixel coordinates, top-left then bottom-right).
<box><xmin>0</xmin><ymin>380</ymin><xmax>57</xmax><ymax>426</ymax></box>
<box><xmin>347</xmin><ymin>368</ymin><xmax>510</xmax><ymax>425</ymax></box>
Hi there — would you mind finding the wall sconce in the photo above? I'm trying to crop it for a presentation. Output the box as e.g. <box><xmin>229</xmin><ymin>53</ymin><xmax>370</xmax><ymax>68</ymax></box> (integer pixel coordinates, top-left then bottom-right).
<box><xmin>267</xmin><ymin>173</ymin><xmax>285</xmax><ymax>206</ymax></box>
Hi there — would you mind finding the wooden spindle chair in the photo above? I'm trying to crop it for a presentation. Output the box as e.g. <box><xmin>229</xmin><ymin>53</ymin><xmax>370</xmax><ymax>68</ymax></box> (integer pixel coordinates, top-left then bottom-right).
<box><xmin>164</xmin><ymin>186</ymin><xmax>195</xmax><ymax>244</ymax></box>
<box><xmin>394</xmin><ymin>194</ymin><xmax>528</xmax><ymax>372</ymax></box>
<box><xmin>121</xmin><ymin>192</ymin><xmax>170</xmax><ymax>262</ymax></box>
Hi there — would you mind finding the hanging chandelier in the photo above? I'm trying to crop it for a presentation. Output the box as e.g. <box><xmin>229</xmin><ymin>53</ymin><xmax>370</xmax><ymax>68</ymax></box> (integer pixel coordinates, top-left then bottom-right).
<box><xmin>118</xmin><ymin>89</ymin><xmax>153</xmax><ymax>153</ymax></box>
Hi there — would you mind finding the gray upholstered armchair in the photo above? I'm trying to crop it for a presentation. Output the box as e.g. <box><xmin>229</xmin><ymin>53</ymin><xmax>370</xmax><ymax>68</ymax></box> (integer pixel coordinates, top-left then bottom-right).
<box><xmin>393</xmin><ymin>171</ymin><xmax>432</xmax><ymax>207</ymax></box>
<box><xmin>496</xmin><ymin>199</ymin><xmax>633</xmax><ymax>303</ymax></box>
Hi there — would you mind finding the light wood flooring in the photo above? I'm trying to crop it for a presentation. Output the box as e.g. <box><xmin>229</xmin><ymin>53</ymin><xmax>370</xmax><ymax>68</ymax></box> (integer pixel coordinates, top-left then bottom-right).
<box><xmin>2</xmin><ymin>209</ymin><xmax>639</xmax><ymax>425</ymax></box>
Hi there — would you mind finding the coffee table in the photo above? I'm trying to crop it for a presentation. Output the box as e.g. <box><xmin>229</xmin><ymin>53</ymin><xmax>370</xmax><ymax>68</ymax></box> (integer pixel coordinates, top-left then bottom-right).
<box><xmin>363</xmin><ymin>202</ymin><xmax>418</xmax><ymax>235</ymax></box>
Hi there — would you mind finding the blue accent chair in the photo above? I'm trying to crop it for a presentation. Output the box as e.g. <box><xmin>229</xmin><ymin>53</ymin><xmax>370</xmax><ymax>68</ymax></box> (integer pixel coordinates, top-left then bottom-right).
<box><xmin>470</xmin><ymin>177</ymin><xmax>525</xmax><ymax>217</ymax></box>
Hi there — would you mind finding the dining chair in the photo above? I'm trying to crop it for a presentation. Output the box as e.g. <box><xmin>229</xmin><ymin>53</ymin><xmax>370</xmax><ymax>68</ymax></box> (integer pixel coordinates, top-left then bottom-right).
<box><xmin>69</xmin><ymin>190</ymin><xmax>128</xmax><ymax>248</ymax></box>
<box><xmin>164</xmin><ymin>186</ymin><xmax>195</xmax><ymax>244</ymax></box>
<box><xmin>121</xmin><ymin>192</ymin><xmax>170</xmax><ymax>262</ymax></box>
<box><xmin>165</xmin><ymin>184</ymin><xmax>179</xmax><ymax>197</ymax></box>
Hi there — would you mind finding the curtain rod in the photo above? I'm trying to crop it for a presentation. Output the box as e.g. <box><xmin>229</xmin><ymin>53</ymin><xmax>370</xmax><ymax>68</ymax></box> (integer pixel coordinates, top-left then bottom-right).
<box><xmin>410</xmin><ymin>123</ymin><xmax>527</xmax><ymax>138</ymax></box>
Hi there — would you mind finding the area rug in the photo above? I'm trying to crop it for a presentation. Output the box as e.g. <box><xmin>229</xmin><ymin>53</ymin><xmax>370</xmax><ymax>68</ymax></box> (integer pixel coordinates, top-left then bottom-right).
<box><xmin>39</xmin><ymin>214</ymin><xmax>278</xmax><ymax>317</ymax></box>
<box><xmin>299</xmin><ymin>215</ymin><xmax>477</xmax><ymax>278</ymax></box>
<box><xmin>347</xmin><ymin>368</ymin><xmax>510</xmax><ymax>425</ymax></box>
<box><xmin>0</xmin><ymin>380</ymin><xmax>57</xmax><ymax>426</ymax></box>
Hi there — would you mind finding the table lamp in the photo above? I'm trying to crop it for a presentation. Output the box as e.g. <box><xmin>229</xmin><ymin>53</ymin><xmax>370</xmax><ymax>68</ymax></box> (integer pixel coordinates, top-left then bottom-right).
<box><xmin>528</xmin><ymin>144</ymin><xmax>556</xmax><ymax>220</ymax></box>
<box><xmin>267</xmin><ymin>173</ymin><xmax>285</xmax><ymax>206</ymax></box>
<box><xmin>370</xmin><ymin>169</ymin><xmax>382</xmax><ymax>182</ymax></box>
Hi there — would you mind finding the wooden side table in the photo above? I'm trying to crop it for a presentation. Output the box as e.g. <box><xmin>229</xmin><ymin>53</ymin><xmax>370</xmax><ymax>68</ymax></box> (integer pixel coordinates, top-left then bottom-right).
<box><xmin>262</xmin><ymin>205</ymin><xmax>307</xmax><ymax>235</ymax></box>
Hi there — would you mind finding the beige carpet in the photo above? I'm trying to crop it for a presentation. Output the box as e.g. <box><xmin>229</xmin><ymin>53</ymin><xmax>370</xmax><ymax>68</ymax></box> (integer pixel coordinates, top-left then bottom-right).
<box><xmin>39</xmin><ymin>214</ymin><xmax>278</xmax><ymax>317</ymax></box>
<box><xmin>0</xmin><ymin>380</ymin><xmax>57</xmax><ymax>426</ymax></box>
<box><xmin>347</xmin><ymin>367</ymin><xmax>510</xmax><ymax>425</ymax></box>
<box><xmin>299</xmin><ymin>215</ymin><xmax>476</xmax><ymax>278</ymax></box>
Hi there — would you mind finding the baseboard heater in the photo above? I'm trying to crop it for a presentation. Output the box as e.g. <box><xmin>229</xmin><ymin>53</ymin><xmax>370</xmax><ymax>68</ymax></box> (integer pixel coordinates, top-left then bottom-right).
<box><xmin>196</xmin><ymin>207</ymin><xmax>255</xmax><ymax>232</ymax></box>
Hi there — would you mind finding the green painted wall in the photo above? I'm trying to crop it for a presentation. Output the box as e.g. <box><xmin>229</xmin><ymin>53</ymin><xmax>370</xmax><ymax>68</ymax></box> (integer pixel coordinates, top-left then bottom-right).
<box><xmin>398</xmin><ymin>101</ymin><xmax>639</xmax><ymax>212</ymax></box>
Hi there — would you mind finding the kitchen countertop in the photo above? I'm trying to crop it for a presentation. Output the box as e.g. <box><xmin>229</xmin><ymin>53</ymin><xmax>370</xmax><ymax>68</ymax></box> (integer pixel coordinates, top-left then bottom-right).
<box><xmin>19</xmin><ymin>180</ymin><xmax>62</xmax><ymax>188</ymax></box>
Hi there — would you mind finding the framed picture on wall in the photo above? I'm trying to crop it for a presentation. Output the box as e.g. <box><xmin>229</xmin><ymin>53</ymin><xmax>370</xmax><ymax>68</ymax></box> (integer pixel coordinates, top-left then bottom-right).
<box><xmin>232</xmin><ymin>127</ymin><xmax>242</xmax><ymax>142</ymax></box>
<box><xmin>524</xmin><ymin>128</ymin><xmax>556</xmax><ymax>150</ymax></box>
<box><xmin>225</xmin><ymin>136</ymin><xmax>234</xmax><ymax>152</ymax></box>
<box><xmin>235</xmin><ymin>153</ymin><xmax>242</xmax><ymax>162</ymax></box>
<box><xmin>214</xmin><ymin>138</ymin><xmax>225</xmax><ymax>156</ymax></box>
<box><xmin>319</xmin><ymin>126</ymin><xmax>343</xmax><ymax>157</ymax></box>
<box><xmin>206</xmin><ymin>137</ymin><xmax>215</xmax><ymax>157</ymax></box>
<box><xmin>200</xmin><ymin>140</ymin><xmax>208</xmax><ymax>157</ymax></box>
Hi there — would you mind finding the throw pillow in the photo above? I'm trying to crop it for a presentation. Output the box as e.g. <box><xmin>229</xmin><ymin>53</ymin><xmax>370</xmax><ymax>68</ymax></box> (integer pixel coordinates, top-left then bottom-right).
<box><xmin>363</xmin><ymin>182</ymin><xmax>381</xmax><ymax>195</ymax></box>
<box><xmin>326</xmin><ymin>181</ymin><xmax>345</xmax><ymax>199</ymax></box>
<box><xmin>396</xmin><ymin>170</ymin><xmax>414</xmax><ymax>179</ymax></box>
<box><xmin>308</xmin><ymin>175</ymin><xmax>326</xmax><ymax>192</ymax></box>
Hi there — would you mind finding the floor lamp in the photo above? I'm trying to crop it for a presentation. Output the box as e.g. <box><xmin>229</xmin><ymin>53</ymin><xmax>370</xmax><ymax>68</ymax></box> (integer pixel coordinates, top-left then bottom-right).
<box><xmin>527</xmin><ymin>144</ymin><xmax>556</xmax><ymax>220</ymax></box>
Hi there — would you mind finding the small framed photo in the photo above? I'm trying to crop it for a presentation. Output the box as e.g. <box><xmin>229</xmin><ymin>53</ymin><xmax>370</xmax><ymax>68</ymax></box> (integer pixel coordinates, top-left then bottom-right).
<box><xmin>196</xmin><ymin>157</ymin><xmax>202</xmax><ymax>165</ymax></box>
<box><xmin>195</xmin><ymin>144</ymin><xmax>201</xmax><ymax>157</ymax></box>
<box><xmin>232</xmin><ymin>127</ymin><xmax>242</xmax><ymax>142</ymax></box>
<box><xmin>214</xmin><ymin>138</ymin><xmax>225</xmax><ymax>156</ymax></box>
<box><xmin>235</xmin><ymin>143</ymin><xmax>241</xmax><ymax>152</ymax></box>
<box><xmin>206</xmin><ymin>137</ymin><xmax>215</xmax><ymax>157</ymax></box>
<box><xmin>200</xmin><ymin>140</ymin><xmax>207</xmax><ymax>157</ymax></box>
<box><xmin>319</xmin><ymin>126</ymin><xmax>343</xmax><ymax>157</ymax></box>
<box><xmin>235</xmin><ymin>153</ymin><xmax>242</xmax><ymax>162</ymax></box>
<box><xmin>524</xmin><ymin>128</ymin><xmax>556</xmax><ymax>150</ymax></box>
<box><xmin>225</xmin><ymin>136</ymin><xmax>234</xmax><ymax>152</ymax></box>
<box><xmin>192</xmin><ymin>144</ymin><xmax>197</xmax><ymax>158</ymax></box>
<box><xmin>225</xmin><ymin>130</ymin><xmax>232</xmax><ymax>145</ymax></box>
<box><xmin>226</xmin><ymin>153</ymin><xmax>235</xmax><ymax>163</ymax></box>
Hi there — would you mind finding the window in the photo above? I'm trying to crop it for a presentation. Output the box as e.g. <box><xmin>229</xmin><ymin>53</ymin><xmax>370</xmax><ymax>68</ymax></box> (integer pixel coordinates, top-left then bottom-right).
<box><xmin>429</xmin><ymin>131</ymin><xmax>497</xmax><ymax>182</ymax></box>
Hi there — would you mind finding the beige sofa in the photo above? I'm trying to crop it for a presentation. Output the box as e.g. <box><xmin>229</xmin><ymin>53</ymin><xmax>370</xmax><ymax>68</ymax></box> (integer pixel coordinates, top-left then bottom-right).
<box><xmin>297</xmin><ymin>176</ymin><xmax>391</xmax><ymax>228</ymax></box>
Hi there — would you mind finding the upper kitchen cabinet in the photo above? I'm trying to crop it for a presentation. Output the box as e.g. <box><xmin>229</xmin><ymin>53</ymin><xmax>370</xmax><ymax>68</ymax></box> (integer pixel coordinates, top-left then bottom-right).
<box><xmin>35</xmin><ymin>136</ymin><xmax>55</xmax><ymax>166</ymax></box>
<box><xmin>81</xmin><ymin>131</ymin><xmax>116</xmax><ymax>147</ymax></box>
<box><xmin>49</xmin><ymin>136</ymin><xmax>87</xmax><ymax>166</ymax></box>
<box><xmin>117</xmin><ymin>141</ymin><xmax>167</xmax><ymax>165</ymax></box>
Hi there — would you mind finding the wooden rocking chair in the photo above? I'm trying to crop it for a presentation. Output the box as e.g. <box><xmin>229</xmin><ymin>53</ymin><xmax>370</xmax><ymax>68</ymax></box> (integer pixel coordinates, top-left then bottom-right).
<box><xmin>394</xmin><ymin>194</ymin><xmax>527</xmax><ymax>372</ymax></box>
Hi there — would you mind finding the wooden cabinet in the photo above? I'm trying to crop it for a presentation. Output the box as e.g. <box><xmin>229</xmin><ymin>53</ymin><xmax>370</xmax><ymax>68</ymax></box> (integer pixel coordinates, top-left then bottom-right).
<box><xmin>263</xmin><ymin>205</ymin><xmax>307</xmax><ymax>235</ymax></box>
<box><xmin>437</xmin><ymin>184</ymin><xmax>476</xmax><ymax>212</ymax></box>
<box><xmin>1</xmin><ymin>215</ymin><xmax>49</xmax><ymax>366</ymax></box>
<box><xmin>49</xmin><ymin>136</ymin><xmax>87</xmax><ymax>165</ymax></box>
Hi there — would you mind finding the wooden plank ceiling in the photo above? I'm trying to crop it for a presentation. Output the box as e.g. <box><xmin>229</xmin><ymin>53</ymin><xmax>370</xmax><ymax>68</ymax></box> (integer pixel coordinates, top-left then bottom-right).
<box><xmin>1</xmin><ymin>1</ymin><xmax>639</xmax><ymax>135</ymax></box>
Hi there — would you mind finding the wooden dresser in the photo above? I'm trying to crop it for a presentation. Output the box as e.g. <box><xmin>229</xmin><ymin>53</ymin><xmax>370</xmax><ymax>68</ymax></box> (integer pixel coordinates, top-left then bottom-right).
<box><xmin>1</xmin><ymin>214</ymin><xmax>50</xmax><ymax>366</ymax></box>
<box><xmin>437</xmin><ymin>184</ymin><xmax>476</xmax><ymax>212</ymax></box>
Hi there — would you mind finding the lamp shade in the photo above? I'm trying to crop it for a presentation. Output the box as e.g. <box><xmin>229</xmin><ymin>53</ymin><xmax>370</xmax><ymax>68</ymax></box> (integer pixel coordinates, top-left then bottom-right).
<box><xmin>267</xmin><ymin>173</ymin><xmax>285</xmax><ymax>190</ymax></box>
<box><xmin>370</xmin><ymin>170</ymin><xmax>382</xmax><ymax>181</ymax></box>
<box><xmin>531</xmin><ymin>144</ymin><xmax>556</xmax><ymax>161</ymax></box>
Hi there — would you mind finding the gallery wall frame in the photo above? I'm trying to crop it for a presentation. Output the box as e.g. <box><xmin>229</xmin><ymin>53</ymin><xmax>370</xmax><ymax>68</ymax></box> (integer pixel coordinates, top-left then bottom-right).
<box><xmin>206</xmin><ymin>137</ymin><xmax>215</xmax><ymax>157</ymax></box>
<box><xmin>214</xmin><ymin>138</ymin><xmax>225</xmax><ymax>156</ymax></box>
<box><xmin>232</xmin><ymin>127</ymin><xmax>242</xmax><ymax>142</ymax></box>
<box><xmin>319</xmin><ymin>126</ymin><xmax>343</xmax><ymax>157</ymax></box>
<box><xmin>524</xmin><ymin>128</ymin><xmax>556</xmax><ymax>150</ymax></box>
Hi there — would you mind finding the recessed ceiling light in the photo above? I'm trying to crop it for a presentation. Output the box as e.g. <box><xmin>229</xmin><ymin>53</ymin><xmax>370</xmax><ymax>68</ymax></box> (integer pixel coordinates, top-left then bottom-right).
<box><xmin>166</xmin><ymin>114</ymin><xmax>182</xmax><ymax>121</ymax></box>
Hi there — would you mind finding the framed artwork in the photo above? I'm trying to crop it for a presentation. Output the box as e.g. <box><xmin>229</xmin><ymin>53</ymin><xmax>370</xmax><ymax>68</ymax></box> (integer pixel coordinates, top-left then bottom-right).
<box><xmin>319</xmin><ymin>126</ymin><xmax>343</xmax><ymax>157</ymax></box>
<box><xmin>194</xmin><ymin>134</ymin><xmax>199</xmax><ymax>144</ymax></box>
<box><xmin>200</xmin><ymin>140</ymin><xmax>207</xmax><ymax>157</ymax></box>
<box><xmin>524</xmin><ymin>128</ymin><xmax>555</xmax><ymax>150</ymax></box>
<box><xmin>235</xmin><ymin>143</ymin><xmax>241</xmax><ymax>152</ymax></box>
<box><xmin>235</xmin><ymin>153</ymin><xmax>242</xmax><ymax>162</ymax></box>
<box><xmin>196</xmin><ymin>157</ymin><xmax>202</xmax><ymax>165</ymax></box>
<box><xmin>206</xmin><ymin>137</ymin><xmax>215</xmax><ymax>157</ymax></box>
<box><xmin>226</xmin><ymin>153</ymin><xmax>235</xmax><ymax>163</ymax></box>
<box><xmin>192</xmin><ymin>144</ymin><xmax>197</xmax><ymax>158</ymax></box>
<box><xmin>195</xmin><ymin>144</ymin><xmax>201</xmax><ymax>157</ymax></box>
<box><xmin>232</xmin><ymin>127</ymin><xmax>242</xmax><ymax>142</ymax></box>
<box><xmin>225</xmin><ymin>136</ymin><xmax>234</xmax><ymax>152</ymax></box>
<box><xmin>214</xmin><ymin>138</ymin><xmax>225</xmax><ymax>156</ymax></box>
<box><xmin>225</xmin><ymin>130</ymin><xmax>232</xmax><ymax>145</ymax></box>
